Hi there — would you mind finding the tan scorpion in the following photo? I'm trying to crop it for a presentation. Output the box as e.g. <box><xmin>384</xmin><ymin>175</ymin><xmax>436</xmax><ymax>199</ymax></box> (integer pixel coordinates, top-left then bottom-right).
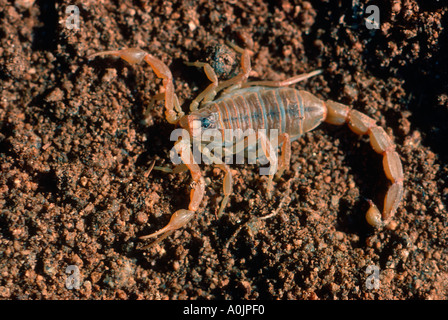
<box><xmin>88</xmin><ymin>43</ymin><xmax>404</xmax><ymax>247</ymax></box>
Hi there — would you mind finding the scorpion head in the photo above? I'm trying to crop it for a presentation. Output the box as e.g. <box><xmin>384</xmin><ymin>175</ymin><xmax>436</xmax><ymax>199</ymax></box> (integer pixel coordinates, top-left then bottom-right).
<box><xmin>179</xmin><ymin>110</ymin><xmax>219</xmax><ymax>141</ymax></box>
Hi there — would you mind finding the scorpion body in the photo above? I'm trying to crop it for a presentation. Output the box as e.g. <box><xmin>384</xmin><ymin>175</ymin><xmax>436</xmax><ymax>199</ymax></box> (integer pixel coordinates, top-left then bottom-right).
<box><xmin>89</xmin><ymin>45</ymin><xmax>404</xmax><ymax>247</ymax></box>
<box><xmin>196</xmin><ymin>87</ymin><xmax>326</xmax><ymax>141</ymax></box>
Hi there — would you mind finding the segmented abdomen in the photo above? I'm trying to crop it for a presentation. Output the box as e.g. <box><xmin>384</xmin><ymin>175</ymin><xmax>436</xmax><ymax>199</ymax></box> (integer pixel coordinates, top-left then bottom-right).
<box><xmin>208</xmin><ymin>87</ymin><xmax>326</xmax><ymax>141</ymax></box>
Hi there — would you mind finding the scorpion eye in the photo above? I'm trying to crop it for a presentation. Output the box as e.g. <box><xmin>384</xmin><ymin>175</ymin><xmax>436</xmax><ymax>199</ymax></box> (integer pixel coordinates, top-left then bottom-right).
<box><xmin>201</xmin><ymin>117</ymin><xmax>212</xmax><ymax>129</ymax></box>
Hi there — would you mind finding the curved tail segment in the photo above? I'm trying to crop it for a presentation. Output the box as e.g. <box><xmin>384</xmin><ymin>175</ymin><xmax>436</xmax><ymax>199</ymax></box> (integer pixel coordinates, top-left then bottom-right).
<box><xmin>324</xmin><ymin>100</ymin><xmax>404</xmax><ymax>228</ymax></box>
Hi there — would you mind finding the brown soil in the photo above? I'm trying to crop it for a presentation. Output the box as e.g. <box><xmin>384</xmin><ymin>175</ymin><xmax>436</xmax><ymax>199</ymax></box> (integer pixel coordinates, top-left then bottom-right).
<box><xmin>0</xmin><ymin>0</ymin><xmax>447</xmax><ymax>300</ymax></box>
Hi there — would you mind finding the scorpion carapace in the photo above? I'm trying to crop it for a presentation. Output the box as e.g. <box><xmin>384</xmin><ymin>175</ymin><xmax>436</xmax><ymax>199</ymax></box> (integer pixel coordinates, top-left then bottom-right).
<box><xmin>88</xmin><ymin>44</ymin><xmax>404</xmax><ymax>248</ymax></box>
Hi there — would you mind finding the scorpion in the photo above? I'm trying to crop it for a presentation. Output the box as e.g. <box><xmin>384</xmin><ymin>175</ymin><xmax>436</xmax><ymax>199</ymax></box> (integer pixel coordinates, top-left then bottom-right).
<box><xmin>88</xmin><ymin>43</ymin><xmax>404</xmax><ymax>247</ymax></box>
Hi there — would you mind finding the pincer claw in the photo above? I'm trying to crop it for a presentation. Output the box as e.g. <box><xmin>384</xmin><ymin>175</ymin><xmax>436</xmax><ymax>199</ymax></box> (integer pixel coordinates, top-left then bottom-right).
<box><xmin>139</xmin><ymin>209</ymin><xmax>195</xmax><ymax>249</ymax></box>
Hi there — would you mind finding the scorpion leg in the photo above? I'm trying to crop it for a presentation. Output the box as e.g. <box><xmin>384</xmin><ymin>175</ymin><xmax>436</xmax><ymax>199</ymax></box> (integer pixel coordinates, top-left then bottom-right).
<box><xmin>215</xmin><ymin>44</ymin><xmax>251</xmax><ymax>94</ymax></box>
<box><xmin>152</xmin><ymin>163</ymin><xmax>190</xmax><ymax>174</ymax></box>
<box><xmin>224</xmin><ymin>41</ymin><xmax>322</xmax><ymax>90</ymax></box>
<box><xmin>325</xmin><ymin>100</ymin><xmax>404</xmax><ymax>227</ymax></box>
<box><xmin>185</xmin><ymin>43</ymin><xmax>251</xmax><ymax>107</ymax></box>
<box><xmin>196</xmin><ymin>144</ymin><xmax>233</xmax><ymax>217</ymax></box>
<box><xmin>256</xmin><ymin>131</ymin><xmax>278</xmax><ymax>199</ymax></box>
<box><xmin>215</xmin><ymin>163</ymin><xmax>233</xmax><ymax>217</ymax></box>
<box><xmin>203</xmin><ymin>129</ymin><xmax>277</xmax><ymax>208</ymax></box>
<box><xmin>144</xmin><ymin>92</ymin><xmax>165</xmax><ymax>122</ymax></box>
<box><xmin>184</xmin><ymin>62</ymin><xmax>219</xmax><ymax>111</ymax></box>
<box><xmin>276</xmin><ymin>133</ymin><xmax>291</xmax><ymax>178</ymax></box>
<box><xmin>241</xmin><ymin>69</ymin><xmax>323</xmax><ymax>88</ymax></box>
<box><xmin>88</xmin><ymin>48</ymin><xmax>183</xmax><ymax>124</ymax></box>
<box><xmin>228</xmin><ymin>131</ymin><xmax>278</xmax><ymax>199</ymax></box>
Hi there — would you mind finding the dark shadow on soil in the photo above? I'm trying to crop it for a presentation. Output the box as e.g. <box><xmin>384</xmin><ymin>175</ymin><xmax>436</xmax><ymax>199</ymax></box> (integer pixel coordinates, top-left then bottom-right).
<box><xmin>32</xmin><ymin>0</ymin><xmax>59</xmax><ymax>52</ymax></box>
<box><xmin>399</xmin><ymin>13</ymin><xmax>448</xmax><ymax>166</ymax></box>
<box><xmin>360</xmin><ymin>6</ymin><xmax>448</xmax><ymax>167</ymax></box>
<box><xmin>309</xmin><ymin>1</ymin><xmax>447</xmax><ymax>167</ymax></box>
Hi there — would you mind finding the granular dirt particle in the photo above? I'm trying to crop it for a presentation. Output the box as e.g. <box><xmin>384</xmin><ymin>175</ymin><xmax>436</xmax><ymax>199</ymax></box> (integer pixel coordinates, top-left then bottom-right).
<box><xmin>0</xmin><ymin>0</ymin><xmax>447</xmax><ymax>300</ymax></box>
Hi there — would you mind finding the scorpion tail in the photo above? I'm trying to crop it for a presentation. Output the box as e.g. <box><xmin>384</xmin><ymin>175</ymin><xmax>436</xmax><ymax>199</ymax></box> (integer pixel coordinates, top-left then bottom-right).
<box><xmin>324</xmin><ymin>100</ymin><xmax>404</xmax><ymax>228</ymax></box>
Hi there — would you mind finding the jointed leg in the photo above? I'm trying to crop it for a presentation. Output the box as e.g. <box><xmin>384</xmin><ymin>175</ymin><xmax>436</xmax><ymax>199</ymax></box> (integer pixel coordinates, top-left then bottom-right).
<box><xmin>210</xmin><ymin>130</ymin><xmax>278</xmax><ymax>199</ymax></box>
<box><xmin>276</xmin><ymin>133</ymin><xmax>291</xmax><ymax>178</ymax></box>
<box><xmin>215</xmin><ymin>163</ymin><xmax>233</xmax><ymax>217</ymax></box>
<box><xmin>241</xmin><ymin>69</ymin><xmax>322</xmax><ymax>88</ymax></box>
<box><xmin>257</xmin><ymin>131</ymin><xmax>278</xmax><ymax>199</ymax></box>
<box><xmin>184</xmin><ymin>62</ymin><xmax>219</xmax><ymax>111</ymax></box>
<box><xmin>186</xmin><ymin>42</ymin><xmax>252</xmax><ymax>104</ymax></box>
<box><xmin>197</xmin><ymin>144</ymin><xmax>233</xmax><ymax>217</ymax></box>
<box><xmin>144</xmin><ymin>92</ymin><xmax>165</xmax><ymax>121</ymax></box>
<box><xmin>153</xmin><ymin>163</ymin><xmax>189</xmax><ymax>174</ymax></box>
<box><xmin>216</xmin><ymin>43</ymin><xmax>251</xmax><ymax>94</ymax></box>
